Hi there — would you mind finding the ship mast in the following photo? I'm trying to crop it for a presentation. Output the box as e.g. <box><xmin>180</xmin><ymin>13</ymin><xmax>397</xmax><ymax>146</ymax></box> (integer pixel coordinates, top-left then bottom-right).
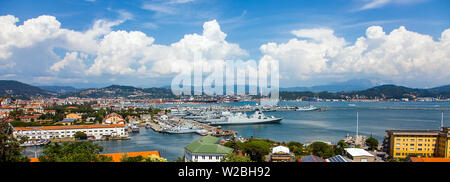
<box><xmin>356</xmin><ymin>109</ymin><xmax>359</xmax><ymax>138</ymax></box>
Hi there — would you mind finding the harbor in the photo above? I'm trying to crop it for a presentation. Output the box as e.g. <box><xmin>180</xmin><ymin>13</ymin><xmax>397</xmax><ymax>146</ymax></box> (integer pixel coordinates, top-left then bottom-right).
<box><xmin>21</xmin><ymin>101</ymin><xmax>450</xmax><ymax>161</ymax></box>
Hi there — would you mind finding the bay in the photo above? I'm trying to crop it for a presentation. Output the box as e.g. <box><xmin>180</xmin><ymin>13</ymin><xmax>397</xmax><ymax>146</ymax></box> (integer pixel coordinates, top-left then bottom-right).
<box><xmin>23</xmin><ymin>101</ymin><xmax>450</xmax><ymax>161</ymax></box>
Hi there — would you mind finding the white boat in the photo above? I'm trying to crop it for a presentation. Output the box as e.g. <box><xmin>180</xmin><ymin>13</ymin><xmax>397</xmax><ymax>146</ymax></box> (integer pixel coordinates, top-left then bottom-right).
<box><xmin>209</xmin><ymin>111</ymin><xmax>282</xmax><ymax>126</ymax></box>
<box><xmin>170</xmin><ymin>109</ymin><xmax>187</xmax><ymax>117</ymax></box>
<box><xmin>20</xmin><ymin>139</ymin><xmax>50</xmax><ymax>147</ymax></box>
<box><xmin>297</xmin><ymin>105</ymin><xmax>320</xmax><ymax>111</ymax></box>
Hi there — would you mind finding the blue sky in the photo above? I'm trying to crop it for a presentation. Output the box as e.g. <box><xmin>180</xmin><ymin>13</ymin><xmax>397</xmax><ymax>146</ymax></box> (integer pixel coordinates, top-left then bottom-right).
<box><xmin>0</xmin><ymin>0</ymin><xmax>449</xmax><ymax>88</ymax></box>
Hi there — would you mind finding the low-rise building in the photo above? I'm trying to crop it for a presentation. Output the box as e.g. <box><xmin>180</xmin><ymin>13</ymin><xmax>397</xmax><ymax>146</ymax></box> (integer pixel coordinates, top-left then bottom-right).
<box><xmin>104</xmin><ymin>113</ymin><xmax>124</xmax><ymax>124</ymax></box>
<box><xmin>269</xmin><ymin>146</ymin><xmax>295</xmax><ymax>162</ymax></box>
<box><xmin>344</xmin><ymin>148</ymin><xmax>374</xmax><ymax>162</ymax></box>
<box><xmin>13</xmin><ymin>124</ymin><xmax>127</xmax><ymax>140</ymax></box>
<box><xmin>184</xmin><ymin>136</ymin><xmax>232</xmax><ymax>162</ymax></box>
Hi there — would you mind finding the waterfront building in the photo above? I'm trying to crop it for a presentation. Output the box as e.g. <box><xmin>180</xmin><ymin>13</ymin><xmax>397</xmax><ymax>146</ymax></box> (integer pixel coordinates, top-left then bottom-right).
<box><xmin>13</xmin><ymin>124</ymin><xmax>127</xmax><ymax>140</ymax></box>
<box><xmin>184</xmin><ymin>136</ymin><xmax>232</xmax><ymax>162</ymax></box>
<box><xmin>268</xmin><ymin>146</ymin><xmax>295</xmax><ymax>162</ymax></box>
<box><xmin>344</xmin><ymin>148</ymin><xmax>374</xmax><ymax>162</ymax></box>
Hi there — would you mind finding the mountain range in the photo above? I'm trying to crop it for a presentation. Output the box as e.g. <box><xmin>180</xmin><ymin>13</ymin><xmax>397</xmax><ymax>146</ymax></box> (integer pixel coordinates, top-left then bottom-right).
<box><xmin>1</xmin><ymin>80</ymin><xmax>450</xmax><ymax>100</ymax></box>
<box><xmin>279</xmin><ymin>79</ymin><xmax>384</xmax><ymax>92</ymax></box>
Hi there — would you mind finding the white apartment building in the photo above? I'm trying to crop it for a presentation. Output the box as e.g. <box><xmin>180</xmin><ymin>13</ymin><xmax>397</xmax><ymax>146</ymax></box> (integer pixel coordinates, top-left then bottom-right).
<box><xmin>13</xmin><ymin>124</ymin><xmax>128</xmax><ymax>140</ymax></box>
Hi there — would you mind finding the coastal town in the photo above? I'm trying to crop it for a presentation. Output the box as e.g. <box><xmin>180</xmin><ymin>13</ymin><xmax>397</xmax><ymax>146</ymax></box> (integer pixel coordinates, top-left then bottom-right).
<box><xmin>1</xmin><ymin>93</ymin><xmax>449</xmax><ymax>163</ymax></box>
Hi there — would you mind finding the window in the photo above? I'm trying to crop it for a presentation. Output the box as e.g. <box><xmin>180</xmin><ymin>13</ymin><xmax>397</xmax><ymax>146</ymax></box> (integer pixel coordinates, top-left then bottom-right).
<box><xmin>202</xmin><ymin>156</ymin><xmax>205</xmax><ymax>160</ymax></box>
<box><xmin>410</xmin><ymin>139</ymin><xmax>415</xmax><ymax>142</ymax></box>
<box><xmin>209</xmin><ymin>156</ymin><xmax>212</xmax><ymax>160</ymax></box>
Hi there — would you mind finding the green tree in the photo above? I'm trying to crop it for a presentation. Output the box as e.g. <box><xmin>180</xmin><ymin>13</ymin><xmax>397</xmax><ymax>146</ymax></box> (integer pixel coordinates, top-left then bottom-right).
<box><xmin>38</xmin><ymin>141</ymin><xmax>112</xmax><ymax>162</ymax></box>
<box><xmin>309</xmin><ymin>142</ymin><xmax>334</xmax><ymax>159</ymax></box>
<box><xmin>239</xmin><ymin>138</ymin><xmax>273</xmax><ymax>162</ymax></box>
<box><xmin>221</xmin><ymin>153</ymin><xmax>253</xmax><ymax>162</ymax></box>
<box><xmin>74</xmin><ymin>131</ymin><xmax>87</xmax><ymax>140</ymax></box>
<box><xmin>287</xmin><ymin>141</ymin><xmax>307</xmax><ymax>156</ymax></box>
<box><xmin>121</xmin><ymin>154</ymin><xmax>145</xmax><ymax>162</ymax></box>
<box><xmin>142</xmin><ymin>154</ymin><xmax>167</xmax><ymax>162</ymax></box>
<box><xmin>0</xmin><ymin>118</ymin><xmax>29</xmax><ymax>162</ymax></box>
<box><xmin>173</xmin><ymin>154</ymin><xmax>186</xmax><ymax>162</ymax></box>
<box><xmin>365</xmin><ymin>137</ymin><xmax>379</xmax><ymax>151</ymax></box>
<box><xmin>333</xmin><ymin>140</ymin><xmax>348</xmax><ymax>155</ymax></box>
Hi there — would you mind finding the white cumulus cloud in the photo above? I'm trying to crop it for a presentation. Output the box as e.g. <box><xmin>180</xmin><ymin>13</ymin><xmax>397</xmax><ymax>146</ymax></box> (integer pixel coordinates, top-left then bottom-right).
<box><xmin>261</xmin><ymin>26</ymin><xmax>450</xmax><ymax>87</ymax></box>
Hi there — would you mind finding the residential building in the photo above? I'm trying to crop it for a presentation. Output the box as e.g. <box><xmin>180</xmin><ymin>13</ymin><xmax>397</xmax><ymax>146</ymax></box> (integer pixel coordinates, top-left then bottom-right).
<box><xmin>344</xmin><ymin>148</ymin><xmax>374</xmax><ymax>162</ymax></box>
<box><xmin>104</xmin><ymin>113</ymin><xmax>124</xmax><ymax>124</ymax></box>
<box><xmin>13</xmin><ymin>124</ymin><xmax>127</xmax><ymax>140</ymax></box>
<box><xmin>184</xmin><ymin>136</ymin><xmax>232</xmax><ymax>162</ymax></box>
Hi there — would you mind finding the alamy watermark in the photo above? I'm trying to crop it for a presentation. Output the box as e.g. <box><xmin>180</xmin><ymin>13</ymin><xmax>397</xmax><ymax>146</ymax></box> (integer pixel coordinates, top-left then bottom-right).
<box><xmin>171</xmin><ymin>53</ymin><xmax>279</xmax><ymax>106</ymax></box>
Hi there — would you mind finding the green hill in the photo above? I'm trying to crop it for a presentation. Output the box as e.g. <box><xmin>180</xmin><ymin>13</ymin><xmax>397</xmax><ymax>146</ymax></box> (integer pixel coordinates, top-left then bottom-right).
<box><xmin>0</xmin><ymin>80</ymin><xmax>56</xmax><ymax>99</ymax></box>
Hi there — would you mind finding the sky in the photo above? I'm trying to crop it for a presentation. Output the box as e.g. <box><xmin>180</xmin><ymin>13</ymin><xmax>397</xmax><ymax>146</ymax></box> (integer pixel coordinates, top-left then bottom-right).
<box><xmin>0</xmin><ymin>0</ymin><xmax>449</xmax><ymax>88</ymax></box>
